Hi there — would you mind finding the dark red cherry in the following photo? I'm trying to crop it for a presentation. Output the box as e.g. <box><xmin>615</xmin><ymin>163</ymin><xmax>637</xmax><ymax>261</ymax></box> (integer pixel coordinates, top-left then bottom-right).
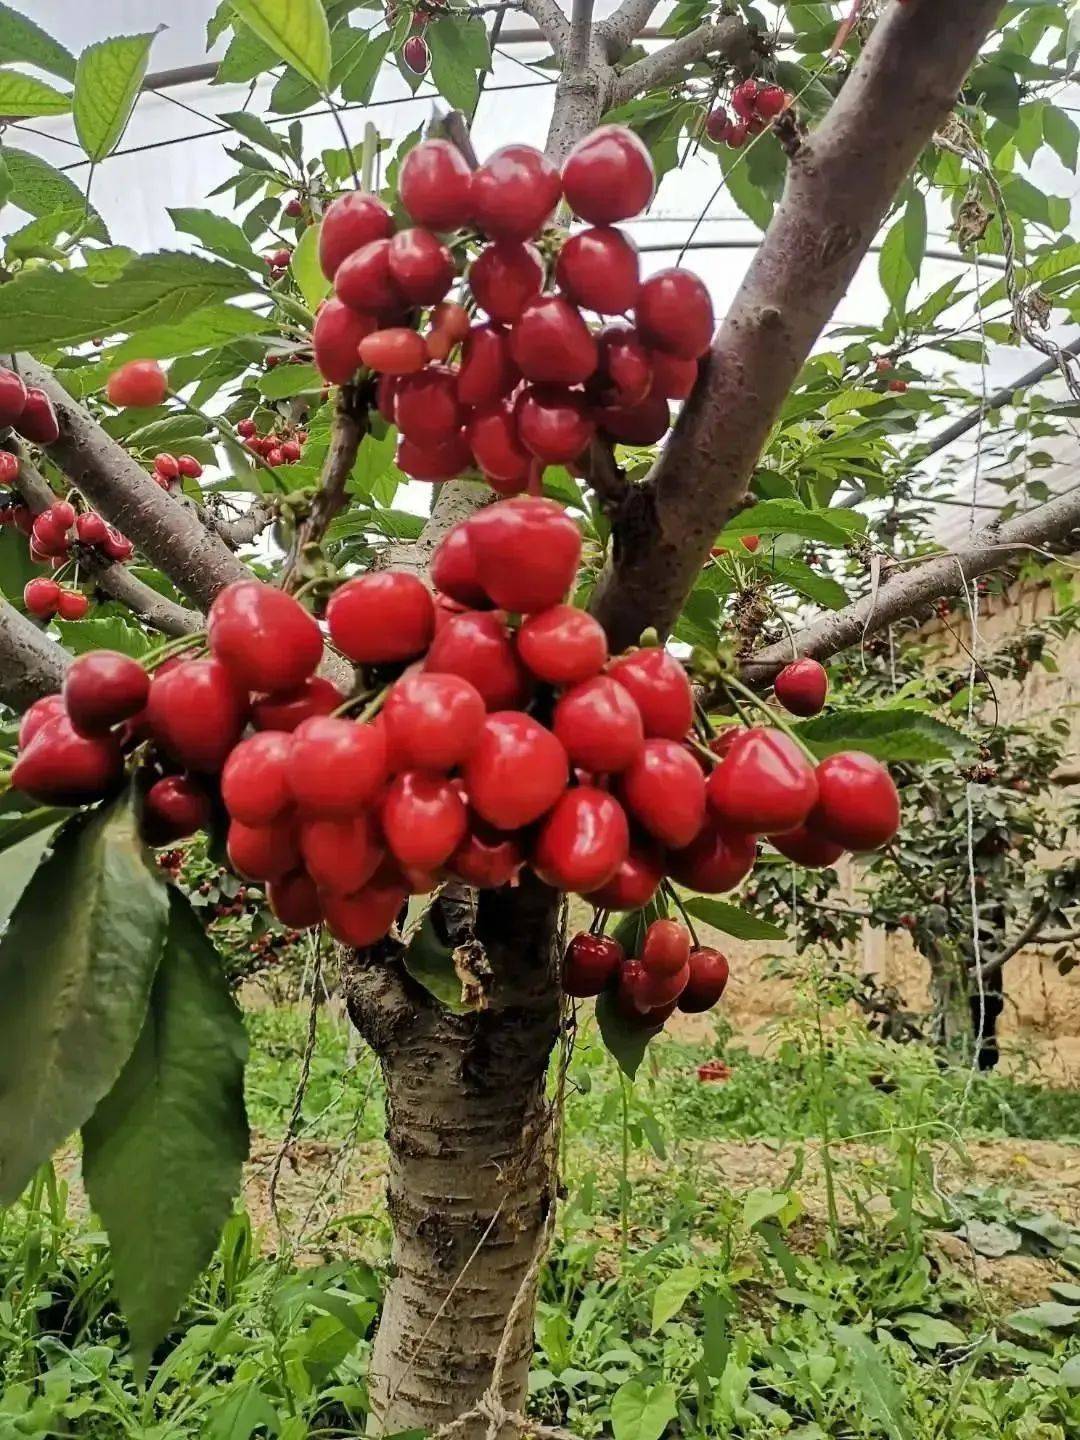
<box><xmin>63</xmin><ymin>650</ymin><xmax>149</xmax><ymax>736</ymax></box>
<box><xmin>668</xmin><ymin>818</ymin><xmax>756</xmax><ymax>893</ymax></box>
<box><xmin>555</xmin><ymin>227</ymin><xmax>640</xmax><ymax>314</ymax></box>
<box><xmin>620</xmin><ymin>738</ymin><xmax>705</xmax><ymax>848</ymax></box>
<box><xmin>470</xmin><ymin>144</ymin><xmax>561</xmax><ymax>240</ymax></box>
<box><xmin>678</xmin><ymin>948</ymin><xmax>729</xmax><ymax>1013</ymax></box>
<box><xmin>469</xmin><ymin>241</ymin><xmax>545</xmax><ymax>323</ymax></box>
<box><xmin>208</xmin><ymin>580</ymin><xmax>323</xmax><ymax>694</ymax></box>
<box><xmin>457</xmin><ymin>324</ymin><xmax>519</xmax><ymax>406</ymax></box>
<box><xmin>399</xmin><ymin>139</ymin><xmax>474</xmax><ymax>231</ymax></box>
<box><xmin>706</xmin><ymin>727</ymin><xmax>818</xmax><ymax>835</ymax></box>
<box><xmin>334</xmin><ymin>238</ymin><xmax>402</xmax><ymax>316</ymax></box>
<box><xmin>533</xmin><ymin>787</ymin><xmax>629</xmax><ymax>894</ymax></box>
<box><xmin>563</xmin><ymin>932</ymin><xmax>624</xmax><ymax>998</ymax></box>
<box><xmin>774</xmin><ymin>658</ymin><xmax>829</xmax><ymax>717</ymax></box>
<box><xmin>509</xmin><ymin>296</ymin><xmax>598</xmax><ymax>386</ymax></box>
<box><xmin>515</xmin><ymin>386</ymin><xmax>595</xmax><ymax>465</ymax></box>
<box><xmin>561</xmin><ymin>126</ymin><xmax>655</xmax><ymax>224</ymax></box>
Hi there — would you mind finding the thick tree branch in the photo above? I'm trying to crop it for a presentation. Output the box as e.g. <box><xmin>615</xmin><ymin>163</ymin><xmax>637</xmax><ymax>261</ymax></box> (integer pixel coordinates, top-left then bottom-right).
<box><xmin>590</xmin><ymin>0</ymin><xmax>1005</xmax><ymax>650</ymax></box>
<box><xmin>282</xmin><ymin>387</ymin><xmax>367</xmax><ymax>591</ymax></box>
<box><xmin>979</xmin><ymin>901</ymin><xmax>1054</xmax><ymax>984</ymax></box>
<box><xmin>566</xmin><ymin>0</ymin><xmax>597</xmax><ymax>76</ymax></box>
<box><xmin>0</xmin><ymin>597</ymin><xmax>69</xmax><ymax>708</ymax></box>
<box><xmin>596</xmin><ymin>0</ymin><xmax>662</xmax><ymax>62</ymax></box>
<box><xmin>207</xmin><ymin>499</ymin><xmax>276</xmax><ymax>550</ymax></box>
<box><xmin>518</xmin><ymin>0</ymin><xmax>570</xmax><ymax>56</ymax></box>
<box><xmin>609</xmin><ymin>17</ymin><xmax>757</xmax><ymax>107</ymax></box>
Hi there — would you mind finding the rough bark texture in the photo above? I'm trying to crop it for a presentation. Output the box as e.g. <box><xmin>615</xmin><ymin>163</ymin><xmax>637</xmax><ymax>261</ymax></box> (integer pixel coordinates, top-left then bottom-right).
<box><xmin>0</xmin><ymin>597</ymin><xmax>70</xmax><ymax>707</ymax></box>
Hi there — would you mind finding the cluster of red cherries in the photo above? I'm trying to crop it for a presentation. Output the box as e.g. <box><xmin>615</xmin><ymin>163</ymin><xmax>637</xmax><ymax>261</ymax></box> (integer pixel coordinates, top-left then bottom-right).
<box><xmin>311</xmin><ymin>123</ymin><xmax>716</xmax><ymax>488</ymax></box>
<box><xmin>0</xmin><ymin>366</ymin><xmax>60</xmax><ymax>448</ymax></box>
<box><xmin>705</xmin><ymin>78</ymin><xmax>790</xmax><ymax>149</ymax></box>
<box><xmin>10</xmin><ymin>496</ymin><xmax>901</xmax><ymax>979</ymax></box>
<box><xmin>148</xmin><ymin>451</ymin><xmax>204</xmax><ymax>491</ymax></box>
<box><xmin>565</xmin><ymin>919</ymin><xmax>730</xmax><ymax>1032</ymax></box>
<box><xmin>18</xmin><ymin>500</ymin><xmax>135</xmax><ymax>621</ymax></box>
<box><xmin>234</xmin><ymin>418</ymin><xmax>308</xmax><ymax>468</ymax></box>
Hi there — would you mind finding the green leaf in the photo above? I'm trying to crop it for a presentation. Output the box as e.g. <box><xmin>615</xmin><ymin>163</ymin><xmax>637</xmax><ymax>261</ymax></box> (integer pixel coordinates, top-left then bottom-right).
<box><xmin>1045</xmin><ymin>105</ymin><xmax>1080</xmax><ymax>169</ymax></box>
<box><xmin>4</xmin><ymin>208</ymin><xmax>85</xmax><ymax>262</ymax></box>
<box><xmin>833</xmin><ymin>1326</ymin><xmax>915</xmax><ymax>1440</ymax></box>
<box><xmin>0</xmin><ymin>146</ymin><xmax>10</xmax><ymax>210</ymax></box>
<box><xmin>879</xmin><ymin>194</ymin><xmax>925</xmax><ymax>318</ymax></box>
<box><xmin>108</xmin><ymin>304</ymin><xmax>272</xmax><ymax>365</ymax></box>
<box><xmin>766</xmin><ymin>556</ymin><xmax>848</xmax><ymax>610</ymax></box>
<box><xmin>610</xmin><ymin>1380</ymin><xmax>678</xmax><ymax>1440</ymax></box>
<box><xmin>168</xmin><ymin>206</ymin><xmax>260</xmax><ymax>268</ymax></box>
<box><xmin>427</xmin><ymin>17</ymin><xmax>486</xmax><ymax>113</ymax></box>
<box><xmin>723</xmin><ymin>149</ymin><xmax>773</xmax><ymax>231</ymax></box>
<box><xmin>73</xmin><ymin>32</ymin><xmax>155</xmax><ymax>162</ymax></box>
<box><xmin>402</xmin><ymin>905</ymin><xmax>471</xmax><ymax>1013</ymax></box>
<box><xmin>718</xmin><ymin>499</ymin><xmax>865</xmax><ymax>548</ymax></box>
<box><xmin>219</xmin><ymin>108</ymin><xmax>286</xmax><ymax>156</ymax></box>
<box><xmin>682</xmin><ymin>896</ymin><xmax>785</xmax><ymax>941</ymax></box>
<box><xmin>2</xmin><ymin>147</ymin><xmax>108</xmax><ymax>240</ymax></box>
<box><xmin>0</xmin><ymin>819</ymin><xmax>64</xmax><ymax>931</ymax></box>
<box><xmin>1006</xmin><ymin>1301</ymin><xmax>1080</xmax><ymax>1336</ymax></box>
<box><xmin>0</xmin><ymin>788</ymin><xmax>169</xmax><ymax>1205</ymax></box>
<box><xmin>595</xmin><ymin>987</ymin><xmax>657</xmax><ymax>1082</ymax></box>
<box><xmin>214</xmin><ymin>24</ymin><xmax>279</xmax><ymax>84</ymax></box>
<box><xmin>230</xmin><ymin>0</ymin><xmax>331</xmax><ymax>90</ymax></box>
<box><xmin>0</xmin><ymin>68</ymin><xmax>70</xmax><ymax>116</ymax></box>
<box><xmin>743</xmin><ymin>1187</ymin><xmax>791</xmax><ymax>1228</ymax></box>
<box><xmin>53</xmin><ymin>615</ymin><xmax>151</xmax><ymax>658</ymax></box>
<box><xmin>895</xmin><ymin>1313</ymin><xmax>967</xmax><ymax>1348</ymax></box>
<box><xmin>650</xmin><ymin>1266</ymin><xmax>700</xmax><ymax>1332</ymax></box>
<box><xmin>257</xmin><ymin>362</ymin><xmax>322</xmax><ymax>398</ymax></box>
<box><xmin>0</xmin><ymin>250</ymin><xmax>254</xmax><ymax>350</ymax></box>
<box><xmin>794</xmin><ymin>707</ymin><xmax>972</xmax><ymax>762</ymax></box>
<box><xmin>340</xmin><ymin>31</ymin><xmax>392</xmax><ymax>104</ymax></box>
<box><xmin>290</xmin><ymin>221</ymin><xmax>330</xmax><ymax>310</ymax></box>
<box><xmin>82</xmin><ymin>890</ymin><xmax>249</xmax><ymax>1376</ymax></box>
<box><xmin>0</xmin><ymin>1</ymin><xmax>76</xmax><ymax>79</ymax></box>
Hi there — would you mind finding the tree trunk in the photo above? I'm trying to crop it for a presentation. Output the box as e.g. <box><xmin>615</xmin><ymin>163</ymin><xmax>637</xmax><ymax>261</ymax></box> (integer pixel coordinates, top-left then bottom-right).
<box><xmin>925</xmin><ymin>943</ymin><xmax>973</xmax><ymax>1061</ymax></box>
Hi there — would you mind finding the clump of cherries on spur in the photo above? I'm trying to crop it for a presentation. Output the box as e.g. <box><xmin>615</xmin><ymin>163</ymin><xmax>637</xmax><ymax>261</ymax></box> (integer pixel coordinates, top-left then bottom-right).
<box><xmin>11</xmin><ymin>494</ymin><xmax>900</xmax><ymax>1023</ymax></box>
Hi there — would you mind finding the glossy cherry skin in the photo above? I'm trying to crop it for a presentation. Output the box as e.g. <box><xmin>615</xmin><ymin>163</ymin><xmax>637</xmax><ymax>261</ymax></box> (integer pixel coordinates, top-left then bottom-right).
<box><xmin>383</xmin><ymin>771</ymin><xmax>468</xmax><ymax>871</ymax></box>
<box><xmin>221</xmin><ymin>731</ymin><xmax>293</xmax><ymax>826</ymax></box>
<box><xmin>395</xmin><ymin>367</ymin><xmax>463</xmax><ymax>446</ymax></box>
<box><xmin>208</xmin><ymin>580</ymin><xmax>323</xmax><ymax>694</ymax></box>
<box><xmin>313</xmin><ymin>298</ymin><xmax>376</xmax><ymax>384</ymax></box>
<box><xmin>23</xmin><ymin>577</ymin><xmax>60</xmax><ymax>617</ymax></box>
<box><xmin>18</xmin><ymin>693</ymin><xmax>67</xmax><ymax>748</ymax></box>
<box><xmin>469</xmin><ymin>242</ymin><xmax>545</xmax><ymax>323</ymax></box>
<box><xmin>641</xmin><ymin>918</ymin><xmax>691</xmax><ymax>977</ymax></box>
<box><xmin>706</xmin><ymin>727</ymin><xmax>818</xmax><ymax>836</ymax></box>
<box><xmin>517</xmin><ymin>605</ymin><xmax>608</xmax><ymax>685</ymax></box>
<box><xmin>457</xmin><ymin>324</ymin><xmax>519</xmax><ymax>407</ymax></box>
<box><xmin>678</xmin><ymin>948</ymin><xmax>730</xmax><ymax>1013</ymax></box>
<box><xmin>467</xmin><ymin>403</ymin><xmax>531</xmax><ymax>485</ymax></box>
<box><xmin>63</xmin><ymin>650</ymin><xmax>149</xmax><ymax>736</ymax></box>
<box><xmin>553</xmin><ymin>675</ymin><xmax>644</xmax><ymax>774</ymax></box>
<box><xmin>142</xmin><ymin>775</ymin><xmax>212</xmax><ymax>845</ymax></box>
<box><xmin>515</xmin><ymin>386</ymin><xmax>595</xmax><ymax>465</ymax></box>
<box><xmin>431</xmin><ymin>522</ymin><xmax>490</xmax><ymax>608</ymax></box>
<box><xmin>608</xmin><ymin>648</ymin><xmax>693</xmax><ymax>740</ymax></box>
<box><xmin>300</xmin><ymin>810</ymin><xmax>383</xmax><ymax>894</ymax></box>
<box><xmin>287</xmin><ymin>717</ymin><xmax>387</xmax><ymax>819</ymax></box>
<box><xmin>774</xmin><ymin>658</ymin><xmax>829</xmax><ymax>717</ymax></box>
<box><xmin>467</xmin><ymin>496</ymin><xmax>582</xmax><ymax>614</ymax></box>
<box><xmin>594</xmin><ymin>325</ymin><xmax>653</xmax><ymax>405</ymax></box>
<box><xmin>807</xmin><ymin>752</ymin><xmax>900</xmax><ymax>851</ymax></box>
<box><xmin>425</xmin><ymin>609</ymin><xmax>533</xmax><ymax>709</ymax></box>
<box><xmin>383</xmin><ymin>670</ymin><xmax>486</xmax><ymax>771</ymax></box>
<box><xmin>649</xmin><ymin>349</ymin><xmax>699</xmax><ymax>399</ymax></box>
<box><xmin>590</xmin><ymin>844</ymin><xmax>665</xmax><ymax>911</ymax></box>
<box><xmin>399</xmin><ymin>139</ymin><xmax>474</xmax><ymax>231</ymax></box>
<box><xmin>11</xmin><ymin>714</ymin><xmax>122</xmax><ymax>806</ymax></box>
<box><xmin>388</xmin><ymin>227</ymin><xmax>455</xmax><ymax>304</ymax></box>
<box><xmin>668</xmin><ymin>818</ymin><xmax>757</xmax><ymax>893</ymax></box>
<box><xmin>56</xmin><ymin>590</ymin><xmax>89</xmax><ymax>621</ymax></box>
<box><xmin>334</xmin><ymin>238</ymin><xmax>402</xmax><ymax>316</ymax></box>
<box><xmin>620</xmin><ymin>738</ymin><xmax>706</xmax><ymax>848</ymax></box>
<box><xmin>268</xmin><ymin>870</ymin><xmax>323</xmax><ymax>929</ymax></box>
<box><xmin>327</xmin><ymin>572</ymin><xmax>435</xmax><ymax>664</ymax></box>
<box><xmin>563</xmin><ymin>932</ymin><xmax>624</xmax><ymax>998</ymax></box>
<box><xmin>0</xmin><ymin>451</ymin><xmax>19</xmax><ymax>485</ymax></box>
<box><xmin>533</xmin><ymin>787</ymin><xmax>629</xmax><ymax>894</ymax></box>
<box><xmin>75</xmin><ymin>511</ymin><xmax>108</xmax><ymax>546</ymax></box>
<box><xmin>106</xmin><ymin>360</ymin><xmax>167</xmax><ymax>408</ymax></box>
<box><xmin>228</xmin><ymin>816</ymin><xmax>301</xmax><ymax>882</ymax></box>
<box><xmin>771</xmin><ymin>824</ymin><xmax>844</xmax><ymax>868</ymax></box>
<box><xmin>323</xmin><ymin>875</ymin><xmax>407</xmax><ymax>948</ymax></box>
<box><xmin>556</xmin><ymin>227</ymin><xmax>640</xmax><ymax>315</ymax></box>
<box><xmin>318</xmin><ymin>191</ymin><xmax>394</xmax><ymax>279</ymax></box>
<box><xmin>636</xmin><ymin>269</ymin><xmax>714</xmax><ymax>360</ymax></box>
<box><xmin>562</xmin><ymin>126</ymin><xmax>655</xmax><ymax>224</ymax></box>
<box><xmin>621</xmin><ymin>956</ymin><xmax>689</xmax><ymax>1014</ymax></box>
<box><xmin>596</xmin><ymin>390</ymin><xmax>670</xmax><ymax>446</ymax></box>
<box><xmin>470</xmin><ymin>144</ymin><xmax>561</xmax><ymax>241</ymax></box>
<box><xmin>252</xmin><ymin>676</ymin><xmax>344</xmax><ymax>732</ymax></box>
<box><xmin>360</xmin><ymin>327</ymin><xmax>428</xmax><ymax>376</ymax></box>
<box><xmin>146</xmin><ymin>658</ymin><xmax>248</xmax><ymax>772</ymax></box>
<box><xmin>17</xmin><ymin>389</ymin><xmax>59</xmax><ymax>445</ymax></box>
<box><xmin>0</xmin><ymin>366</ymin><xmax>27</xmax><ymax>424</ymax></box>
<box><xmin>447</xmin><ymin>821</ymin><xmax>524</xmax><ymax>888</ymax></box>
<box><xmin>509</xmin><ymin>297</ymin><xmax>598</xmax><ymax>386</ymax></box>
<box><xmin>463</xmin><ymin>711</ymin><xmax>569</xmax><ymax>829</ymax></box>
<box><xmin>396</xmin><ymin>429</ymin><xmax>472</xmax><ymax>481</ymax></box>
<box><xmin>102</xmin><ymin>528</ymin><xmax>134</xmax><ymax>562</ymax></box>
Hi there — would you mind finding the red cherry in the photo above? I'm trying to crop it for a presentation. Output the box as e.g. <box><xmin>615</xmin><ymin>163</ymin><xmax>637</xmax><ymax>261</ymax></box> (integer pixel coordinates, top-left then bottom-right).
<box><xmin>11</xmin><ymin>714</ymin><xmax>122</xmax><ymax>806</ymax></box>
<box><xmin>399</xmin><ymin>139</ymin><xmax>474</xmax><ymax>231</ymax></box>
<box><xmin>607</xmin><ymin>649</ymin><xmax>693</xmax><ymax>740</ymax></box>
<box><xmin>563</xmin><ymin>932</ymin><xmax>623</xmax><ymax>998</ymax></box>
<box><xmin>382</xmin><ymin>670</ymin><xmax>486</xmax><ymax>770</ymax></box>
<box><xmin>177</xmin><ymin>454</ymin><xmax>203</xmax><ymax>478</ymax></box>
<box><xmin>17</xmin><ymin>389</ymin><xmax>59</xmax><ymax>445</ymax></box>
<box><xmin>300</xmin><ymin>810</ymin><xmax>383</xmax><ymax>894</ymax></box>
<box><xmin>594</xmin><ymin>326</ymin><xmax>652</xmax><ymax>405</ymax></box>
<box><xmin>153</xmin><ymin>453</ymin><xmax>180</xmax><ymax>480</ymax></box>
<box><xmin>678</xmin><ymin>948</ymin><xmax>729</xmax><ymax>1012</ymax></box>
<box><xmin>221</xmin><ymin>731</ymin><xmax>294</xmax><ymax>826</ymax></box>
<box><xmin>706</xmin><ymin>727</ymin><xmax>818</xmax><ymax>835</ymax></box>
<box><xmin>636</xmin><ymin>269</ymin><xmax>714</xmax><ymax>359</ymax></box>
<box><xmin>106</xmin><ymin>360</ymin><xmax>167</xmax><ymax>408</ymax></box>
<box><xmin>18</xmin><ymin>693</ymin><xmax>66</xmax><ymax>748</ymax></box>
<box><xmin>731</xmin><ymin>79</ymin><xmax>759</xmax><ymax>120</ymax></box>
<box><xmin>0</xmin><ymin>366</ymin><xmax>28</xmax><ymax>424</ymax></box>
<box><xmin>726</xmin><ymin>123</ymin><xmax>749</xmax><ymax>149</ymax></box>
<box><xmin>63</xmin><ymin>650</ymin><xmax>149</xmax><ymax>735</ymax></box>
<box><xmin>774</xmin><ymin>657</ymin><xmax>829</xmax><ymax>717</ymax></box>
<box><xmin>469</xmin><ymin>241</ymin><xmax>545</xmax><ymax>324</ymax></box>
<box><xmin>146</xmin><ymin>658</ymin><xmax>247</xmax><ymax>772</ymax></box>
<box><xmin>327</xmin><ymin>572</ymin><xmax>435</xmax><ymax>664</ymax></box>
<box><xmin>285</xmin><ymin>198</ymin><xmax>304</xmax><ymax>218</ymax></box>
<box><xmin>431</xmin><ymin>522</ymin><xmax>490</xmax><ymax>608</ymax></box>
<box><xmin>208</xmin><ymin>580</ymin><xmax>323</xmax><ymax>693</ymax></box>
<box><xmin>402</xmin><ymin>33</ymin><xmax>430</xmax><ymax>72</ymax></box>
<box><xmin>430</xmin><ymin>301</ymin><xmax>470</xmax><ymax>346</ymax></box>
<box><xmin>509</xmin><ymin>296</ymin><xmax>598</xmax><ymax>386</ymax></box>
<box><xmin>23</xmin><ymin>576</ymin><xmax>61</xmax><ymax>617</ymax></box>
<box><xmin>471</xmin><ymin>144</ymin><xmax>561</xmax><ymax>241</ymax></box>
<box><xmin>463</xmin><ymin>711</ymin><xmax>569</xmax><ymax>829</ymax></box>
<box><xmin>740</xmin><ymin>534</ymin><xmax>760</xmax><ymax>553</ymax></box>
<box><xmin>395</xmin><ymin>367</ymin><xmax>462</xmax><ymax>446</ymax></box>
<box><xmin>807</xmin><ymin>752</ymin><xmax>900</xmax><ymax>851</ymax></box>
<box><xmin>236</xmin><ymin>418</ymin><xmax>257</xmax><ymax>438</ymax></box>
<box><xmin>624</xmin><ymin>956</ymin><xmax>689</xmax><ymax>1013</ymax></box>
<box><xmin>313</xmin><ymin>298</ymin><xmax>377</xmax><ymax>384</ymax></box>
<box><xmin>668</xmin><ymin>818</ymin><xmax>756</xmax><ymax>893</ymax></box>
<box><xmin>468</xmin><ymin>496</ymin><xmax>582</xmax><ymax>614</ymax></box>
<box><xmin>56</xmin><ymin>589</ymin><xmax>89</xmax><ymax>621</ymax></box>
<box><xmin>457</xmin><ymin>324</ymin><xmax>519</xmax><ymax>407</ymax></box>
<box><xmin>556</xmin><ymin>227</ymin><xmax>640</xmax><ymax>315</ymax></box>
<box><xmin>756</xmin><ymin>84</ymin><xmax>787</xmax><ymax>119</ymax></box>
<box><xmin>228</xmin><ymin>815</ymin><xmax>301</xmax><ymax>882</ymax></box>
<box><xmin>360</xmin><ymin>327</ymin><xmax>428</xmax><ymax>376</ymax></box>
<box><xmin>517</xmin><ymin>605</ymin><xmax>607</xmax><ymax>685</ymax></box>
<box><xmin>279</xmin><ymin>440</ymin><xmax>302</xmax><ymax>463</ymax></box>
<box><xmin>396</xmin><ymin>428</ymin><xmax>472</xmax><ymax>480</ymax></box>
<box><xmin>888</xmin><ymin>378</ymin><xmax>909</xmax><ymax>394</ymax></box>
<box><xmin>705</xmin><ymin>107</ymin><xmax>730</xmax><ymax>143</ymax></box>
<box><xmin>425</xmin><ymin>609</ymin><xmax>533</xmax><ymax>709</ymax></box>
<box><xmin>323</xmin><ymin>875</ymin><xmax>407</xmax><ymax>947</ymax></box>
<box><xmin>318</xmin><ymin>191</ymin><xmax>394</xmax><ymax>279</ymax></box>
<box><xmin>447</xmin><ymin>821</ymin><xmax>523</xmax><ymax>888</ymax></box>
<box><xmin>334</xmin><ymin>238</ymin><xmax>402</xmax><ymax>316</ymax></box>
<box><xmin>268</xmin><ymin>870</ymin><xmax>323</xmax><ymax>929</ymax></box>
<box><xmin>73</xmin><ymin>511</ymin><xmax>107</xmax><ymax>547</ymax></box>
<box><xmin>771</xmin><ymin>824</ymin><xmax>844</xmax><ymax>868</ymax></box>
<box><xmin>0</xmin><ymin>451</ymin><xmax>19</xmax><ymax>485</ymax></box>
<box><xmin>553</xmin><ymin>675</ymin><xmax>644</xmax><ymax>773</ymax></box>
<box><xmin>288</xmin><ymin>716</ymin><xmax>387</xmax><ymax>818</ymax></box>
<box><xmin>467</xmin><ymin>402</ymin><xmax>531</xmax><ymax>486</ymax></box>
<box><xmin>388</xmin><ymin>227</ymin><xmax>455</xmax><ymax>304</ymax></box>
<box><xmin>649</xmin><ymin>350</ymin><xmax>698</xmax><ymax>399</ymax></box>
<box><xmin>596</xmin><ymin>390</ymin><xmax>670</xmax><ymax>447</ymax></box>
<box><xmin>562</xmin><ymin>126</ymin><xmax>655</xmax><ymax>224</ymax></box>
<box><xmin>143</xmin><ymin>775</ymin><xmax>211</xmax><ymax>844</ymax></box>
<box><xmin>641</xmin><ymin>918</ymin><xmax>691</xmax><ymax>977</ymax></box>
<box><xmin>515</xmin><ymin>386</ymin><xmax>595</xmax><ymax>465</ymax></box>
<box><xmin>620</xmin><ymin>739</ymin><xmax>705</xmax><ymax>847</ymax></box>
<box><xmin>589</xmin><ymin>845</ymin><xmax>664</xmax><ymax>911</ymax></box>
<box><xmin>534</xmin><ymin>787</ymin><xmax>630</xmax><ymax>898</ymax></box>
<box><xmin>382</xmin><ymin>771</ymin><xmax>468</xmax><ymax>870</ymax></box>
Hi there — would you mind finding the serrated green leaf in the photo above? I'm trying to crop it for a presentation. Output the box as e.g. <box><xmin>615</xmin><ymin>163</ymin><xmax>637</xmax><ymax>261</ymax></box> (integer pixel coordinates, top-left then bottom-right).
<box><xmin>833</xmin><ymin>1325</ymin><xmax>915</xmax><ymax>1440</ymax></box>
<box><xmin>0</xmin><ymin>68</ymin><xmax>70</xmax><ymax>116</ymax></box>
<box><xmin>2</xmin><ymin>147</ymin><xmax>108</xmax><ymax>240</ymax></box>
<box><xmin>0</xmin><ymin>788</ymin><xmax>169</xmax><ymax>1205</ymax></box>
<box><xmin>53</xmin><ymin>615</ymin><xmax>151</xmax><ymax>658</ymax></box>
<box><xmin>794</xmin><ymin>707</ymin><xmax>971</xmax><ymax>762</ymax></box>
<box><xmin>650</xmin><ymin>1267</ymin><xmax>700</xmax><ymax>1332</ymax></box>
<box><xmin>257</xmin><ymin>362</ymin><xmax>322</xmax><ymax>398</ymax></box>
<box><xmin>0</xmin><ymin>1</ymin><xmax>76</xmax><ymax>79</ymax></box>
<box><xmin>230</xmin><ymin>0</ymin><xmax>331</xmax><ymax>90</ymax></box>
<box><xmin>74</xmin><ymin>31</ymin><xmax>155</xmax><ymax>162</ymax></box>
<box><xmin>610</xmin><ymin>1380</ymin><xmax>678</xmax><ymax>1440</ymax></box>
<box><xmin>169</xmin><ymin>206</ymin><xmax>260</xmax><ymax>268</ymax></box>
<box><xmin>4</xmin><ymin>207</ymin><xmax>86</xmax><ymax>261</ymax></box>
<box><xmin>719</xmin><ymin>499</ymin><xmax>865</xmax><ymax>548</ymax></box>
<box><xmin>427</xmin><ymin>17</ymin><xmax>484</xmax><ymax>113</ymax></box>
<box><xmin>108</xmin><ymin>304</ymin><xmax>271</xmax><ymax>365</ymax></box>
<box><xmin>82</xmin><ymin>889</ymin><xmax>248</xmax><ymax>1376</ymax></box>
<box><xmin>290</xmin><ymin>221</ymin><xmax>330</xmax><ymax>310</ymax></box>
<box><xmin>681</xmin><ymin>896</ymin><xmax>785</xmax><ymax>941</ymax></box>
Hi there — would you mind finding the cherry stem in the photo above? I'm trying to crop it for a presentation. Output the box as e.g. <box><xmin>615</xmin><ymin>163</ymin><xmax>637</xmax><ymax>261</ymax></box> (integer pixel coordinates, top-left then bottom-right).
<box><xmin>721</xmin><ymin>673</ymin><xmax>818</xmax><ymax>763</ymax></box>
<box><xmin>142</xmin><ymin>631</ymin><xmax>205</xmax><ymax>672</ymax></box>
<box><xmin>664</xmin><ymin>882</ymin><xmax>700</xmax><ymax>949</ymax></box>
<box><xmin>686</xmin><ymin>735</ymin><xmax>719</xmax><ymax>767</ymax></box>
<box><xmin>332</xmin><ymin>686</ymin><xmax>389</xmax><ymax>724</ymax></box>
